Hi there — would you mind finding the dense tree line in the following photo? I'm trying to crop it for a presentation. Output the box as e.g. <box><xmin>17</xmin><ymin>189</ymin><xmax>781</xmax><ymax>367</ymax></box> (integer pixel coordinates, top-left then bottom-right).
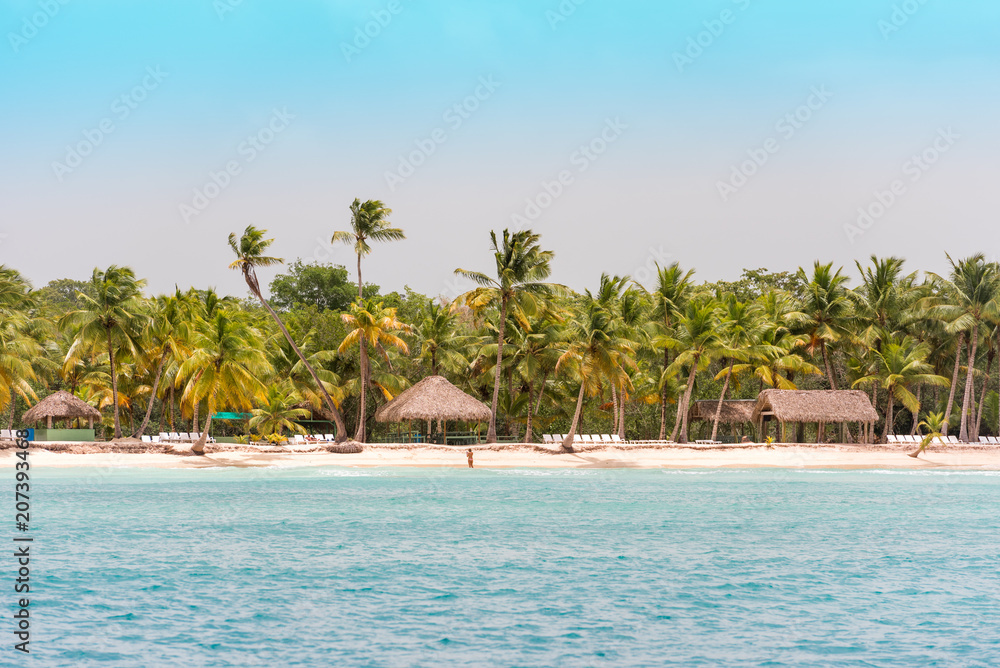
<box><xmin>2</xmin><ymin>208</ymin><xmax>998</xmax><ymax>448</ymax></box>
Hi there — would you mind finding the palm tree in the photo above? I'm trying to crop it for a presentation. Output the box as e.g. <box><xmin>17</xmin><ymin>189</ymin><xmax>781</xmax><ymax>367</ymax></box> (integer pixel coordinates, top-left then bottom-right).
<box><xmin>853</xmin><ymin>337</ymin><xmax>949</xmax><ymax>441</ymax></box>
<box><xmin>132</xmin><ymin>294</ymin><xmax>191</xmax><ymax>437</ymax></box>
<box><xmin>645</xmin><ymin>263</ymin><xmax>695</xmax><ymax>440</ymax></box>
<box><xmin>179</xmin><ymin>311</ymin><xmax>270</xmax><ymax>453</ymax></box>
<box><xmin>417</xmin><ymin>300</ymin><xmax>469</xmax><ymax>377</ymax></box>
<box><xmin>925</xmin><ymin>254</ymin><xmax>1000</xmax><ymax>442</ymax></box>
<box><xmin>789</xmin><ymin>262</ymin><xmax>853</xmax><ymax>390</ymax></box>
<box><xmin>665</xmin><ymin>299</ymin><xmax>724</xmax><ymax>443</ymax></box>
<box><xmin>510</xmin><ymin>309</ymin><xmax>565</xmax><ymax>443</ymax></box>
<box><xmin>455</xmin><ymin>229</ymin><xmax>559</xmax><ymax>443</ymax></box>
<box><xmin>850</xmin><ymin>255</ymin><xmax>920</xmax><ymax>351</ymax></box>
<box><xmin>60</xmin><ymin>266</ymin><xmax>148</xmax><ymax>439</ymax></box>
<box><xmin>339</xmin><ymin>299</ymin><xmax>413</xmax><ymax>442</ymax></box>
<box><xmin>249</xmin><ymin>385</ymin><xmax>310</xmax><ymax>438</ymax></box>
<box><xmin>556</xmin><ymin>296</ymin><xmax>635</xmax><ymax>451</ymax></box>
<box><xmin>228</xmin><ymin>226</ymin><xmax>351</xmax><ymax>445</ymax></box>
<box><xmin>331</xmin><ymin>199</ymin><xmax>405</xmax><ymax>435</ymax></box>
<box><xmin>710</xmin><ymin>297</ymin><xmax>773</xmax><ymax>442</ymax></box>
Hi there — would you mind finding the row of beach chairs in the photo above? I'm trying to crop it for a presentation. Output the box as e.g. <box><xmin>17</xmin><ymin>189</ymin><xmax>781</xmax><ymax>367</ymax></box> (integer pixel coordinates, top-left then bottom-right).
<box><xmin>0</xmin><ymin>429</ymin><xmax>21</xmax><ymax>440</ymax></box>
<box><xmin>147</xmin><ymin>432</ymin><xmax>216</xmax><ymax>444</ymax></box>
<box><xmin>542</xmin><ymin>434</ymin><xmax>625</xmax><ymax>445</ymax></box>
<box><xmin>888</xmin><ymin>434</ymin><xmax>974</xmax><ymax>445</ymax></box>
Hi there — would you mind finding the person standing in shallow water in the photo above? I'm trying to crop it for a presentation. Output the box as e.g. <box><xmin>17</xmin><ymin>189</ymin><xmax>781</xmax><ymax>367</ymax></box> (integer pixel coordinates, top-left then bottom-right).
<box><xmin>466</xmin><ymin>449</ymin><xmax>474</xmax><ymax>468</ymax></box>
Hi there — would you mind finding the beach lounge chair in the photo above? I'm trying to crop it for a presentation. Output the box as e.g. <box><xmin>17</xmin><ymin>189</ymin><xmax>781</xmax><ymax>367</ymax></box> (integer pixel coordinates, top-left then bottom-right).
<box><xmin>542</xmin><ymin>434</ymin><xmax>553</xmax><ymax>444</ymax></box>
<box><xmin>159</xmin><ymin>432</ymin><xmax>170</xmax><ymax>442</ymax></box>
<box><xmin>990</xmin><ymin>437</ymin><xmax>1000</xmax><ymax>445</ymax></box>
<box><xmin>141</xmin><ymin>435</ymin><xmax>152</xmax><ymax>443</ymax></box>
<box><xmin>293</xmin><ymin>435</ymin><xmax>306</xmax><ymax>445</ymax></box>
<box><xmin>324</xmin><ymin>434</ymin><xmax>335</xmax><ymax>442</ymax></box>
<box><xmin>0</xmin><ymin>430</ymin><xmax>10</xmax><ymax>440</ymax></box>
<box><xmin>167</xmin><ymin>432</ymin><xmax>179</xmax><ymax>442</ymax></box>
<box><xmin>947</xmin><ymin>436</ymin><xmax>960</xmax><ymax>444</ymax></box>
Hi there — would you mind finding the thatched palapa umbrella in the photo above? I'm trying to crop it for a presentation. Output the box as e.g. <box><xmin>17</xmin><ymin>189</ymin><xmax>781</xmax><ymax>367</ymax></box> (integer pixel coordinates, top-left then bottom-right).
<box><xmin>22</xmin><ymin>391</ymin><xmax>102</xmax><ymax>429</ymax></box>
<box><xmin>751</xmin><ymin>389</ymin><xmax>879</xmax><ymax>443</ymax></box>
<box><xmin>376</xmin><ymin>376</ymin><xmax>491</xmax><ymax>442</ymax></box>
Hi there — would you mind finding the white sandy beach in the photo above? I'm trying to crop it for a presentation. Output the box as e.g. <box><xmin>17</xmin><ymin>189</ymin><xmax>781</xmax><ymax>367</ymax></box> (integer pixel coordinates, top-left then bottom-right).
<box><xmin>3</xmin><ymin>444</ymin><xmax>1000</xmax><ymax>470</ymax></box>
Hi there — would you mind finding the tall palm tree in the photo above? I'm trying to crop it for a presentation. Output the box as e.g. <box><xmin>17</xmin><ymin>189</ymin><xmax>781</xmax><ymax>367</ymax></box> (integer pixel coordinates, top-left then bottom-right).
<box><xmin>339</xmin><ymin>299</ymin><xmax>412</xmax><ymax>442</ymax></box>
<box><xmin>850</xmin><ymin>255</ymin><xmax>920</xmax><ymax>351</ymax></box>
<box><xmin>789</xmin><ymin>262</ymin><xmax>853</xmax><ymax>390</ymax></box>
<box><xmin>455</xmin><ymin>229</ymin><xmax>559</xmax><ymax>443</ymax></box>
<box><xmin>417</xmin><ymin>300</ymin><xmax>469</xmax><ymax>377</ymax></box>
<box><xmin>132</xmin><ymin>294</ymin><xmax>191</xmax><ymax>437</ymax></box>
<box><xmin>645</xmin><ymin>263</ymin><xmax>695</xmax><ymax>440</ymax></box>
<box><xmin>710</xmin><ymin>297</ymin><xmax>773</xmax><ymax>442</ymax></box>
<box><xmin>228</xmin><ymin>226</ymin><xmax>351</xmax><ymax>445</ymax></box>
<box><xmin>60</xmin><ymin>266</ymin><xmax>148</xmax><ymax>439</ymax></box>
<box><xmin>179</xmin><ymin>311</ymin><xmax>270</xmax><ymax>453</ymax></box>
<box><xmin>556</xmin><ymin>296</ymin><xmax>635</xmax><ymax>451</ymax></box>
<box><xmin>926</xmin><ymin>254</ymin><xmax>1000</xmax><ymax>442</ymax></box>
<box><xmin>331</xmin><ymin>199</ymin><xmax>405</xmax><ymax>435</ymax></box>
<box><xmin>853</xmin><ymin>338</ymin><xmax>949</xmax><ymax>440</ymax></box>
<box><xmin>665</xmin><ymin>299</ymin><xmax>724</xmax><ymax>443</ymax></box>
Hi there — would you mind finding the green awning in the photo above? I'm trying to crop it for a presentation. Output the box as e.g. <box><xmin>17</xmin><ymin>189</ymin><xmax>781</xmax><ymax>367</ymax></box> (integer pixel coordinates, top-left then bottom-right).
<box><xmin>213</xmin><ymin>412</ymin><xmax>251</xmax><ymax>420</ymax></box>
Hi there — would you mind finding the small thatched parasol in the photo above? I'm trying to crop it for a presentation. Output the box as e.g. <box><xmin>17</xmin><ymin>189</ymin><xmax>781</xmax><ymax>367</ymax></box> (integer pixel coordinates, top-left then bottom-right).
<box><xmin>752</xmin><ymin>389</ymin><xmax>879</xmax><ymax>443</ymax></box>
<box><xmin>22</xmin><ymin>391</ymin><xmax>102</xmax><ymax>429</ymax></box>
<box><xmin>376</xmin><ymin>376</ymin><xmax>491</xmax><ymax>423</ymax></box>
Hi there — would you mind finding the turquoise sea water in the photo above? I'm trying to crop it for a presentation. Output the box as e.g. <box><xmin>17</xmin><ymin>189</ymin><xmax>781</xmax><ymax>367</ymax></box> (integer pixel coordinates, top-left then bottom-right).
<box><xmin>18</xmin><ymin>467</ymin><xmax>1000</xmax><ymax>666</ymax></box>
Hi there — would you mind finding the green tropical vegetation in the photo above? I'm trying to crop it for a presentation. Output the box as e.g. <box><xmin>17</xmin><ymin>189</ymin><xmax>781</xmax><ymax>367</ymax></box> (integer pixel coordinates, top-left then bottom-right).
<box><xmin>5</xmin><ymin>206</ymin><xmax>1000</xmax><ymax>447</ymax></box>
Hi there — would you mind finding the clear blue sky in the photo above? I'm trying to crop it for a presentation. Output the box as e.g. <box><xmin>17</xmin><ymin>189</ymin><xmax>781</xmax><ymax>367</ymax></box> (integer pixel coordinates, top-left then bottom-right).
<box><xmin>2</xmin><ymin>0</ymin><xmax>998</xmax><ymax>297</ymax></box>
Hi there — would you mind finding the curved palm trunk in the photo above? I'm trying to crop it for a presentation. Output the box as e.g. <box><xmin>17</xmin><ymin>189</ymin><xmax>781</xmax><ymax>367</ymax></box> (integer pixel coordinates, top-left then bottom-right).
<box><xmin>562</xmin><ymin>382</ymin><xmax>586</xmax><ymax>452</ymax></box>
<box><xmin>821</xmin><ymin>342</ymin><xmax>838</xmax><ymax>390</ymax></box>
<box><xmin>357</xmin><ymin>251</ymin><xmax>364</xmax><ymax>301</ymax></box>
<box><xmin>193</xmin><ymin>402</ymin><xmax>214</xmax><ymax>454</ymax></box>
<box><xmin>610</xmin><ymin>383</ymin><xmax>619</xmax><ymax>434</ymax></box>
<box><xmin>534</xmin><ymin>370</ymin><xmax>549</xmax><ymax>416</ymax></box>
<box><xmin>107</xmin><ymin>328</ymin><xmax>122</xmax><ymax>439</ymax></box>
<box><xmin>882</xmin><ymin>388</ymin><xmax>894</xmax><ymax>442</ymax></box>
<box><xmin>618</xmin><ymin>384</ymin><xmax>627</xmax><ymax>441</ymax></box>
<box><xmin>133</xmin><ymin>353</ymin><xmax>167</xmax><ymax>438</ymax></box>
<box><xmin>711</xmin><ymin>359</ymin><xmax>735</xmax><ymax>442</ymax></box>
<box><xmin>959</xmin><ymin>324</ymin><xmax>979</xmax><ymax>443</ymax></box>
<box><xmin>943</xmin><ymin>333</ymin><xmax>964</xmax><ymax>437</ymax></box>
<box><xmin>354</xmin><ymin>339</ymin><xmax>369</xmax><ymax>442</ymax></box>
<box><xmin>659</xmin><ymin>349</ymin><xmax>669</xmax><ymax>440</ymax></box>
<box><xmin>487</xmin><ymin>296</ymin><xmax>510</xmax><ymax>444</ymax></box>
<box><xmin>256</xmin><ymin>296</ymin><xmax>348</xmax><ymax>442</ymax></box>
<box><xmin>678</xmin><ymin>361</ymin><xmax>699</xmax><ymax>444</ymax></box>
<box><xmin>974</xmin><ymin>353</ymin><xmax>993</xmax><ymax>440</ymax></box>
<box><xmin>525</xmin><ymin>381</ymin><xmax>535</xmax><ymax>443</ymax></box>
<box><xmin>910</xmin><ymin>385</ymin><xmax>922</xmax><ymax>435</ymax></box>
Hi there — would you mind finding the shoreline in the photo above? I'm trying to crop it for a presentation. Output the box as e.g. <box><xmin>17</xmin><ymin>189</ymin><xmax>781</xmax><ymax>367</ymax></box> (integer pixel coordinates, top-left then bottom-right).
<box><xmin>3</xmin><ymin>442</ymin><xmax>1000</xmax><ymax>470</ymax></box>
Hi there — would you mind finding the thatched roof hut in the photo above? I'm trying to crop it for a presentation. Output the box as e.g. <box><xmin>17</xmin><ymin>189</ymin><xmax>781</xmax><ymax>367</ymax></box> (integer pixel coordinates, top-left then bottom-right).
<box><xmin>689</xmin><ymin>400</ymin><xmax>756</xmax><ymax>424</ymax></box>
<box><xmin>752</xmin><ymin>389</ymin><xmax>879</xmax><ymax>443</ymax></box>
<box><xmin>22</xmin><ymin>391</ymin><xmax>101</xmax><ymax>428</ymax></box>
<box><xmin>376</xmin><ymin>376</ymin><xmax>491</xmax><ymax>423</ymax></box>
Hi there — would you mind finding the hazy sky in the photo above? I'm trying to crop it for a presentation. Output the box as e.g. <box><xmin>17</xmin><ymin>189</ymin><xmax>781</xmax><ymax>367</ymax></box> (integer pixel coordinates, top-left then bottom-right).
<box><xmin>2</xmin><ymin>0</ymin><xmax>998</xmax><ymax>300</ymax></box>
